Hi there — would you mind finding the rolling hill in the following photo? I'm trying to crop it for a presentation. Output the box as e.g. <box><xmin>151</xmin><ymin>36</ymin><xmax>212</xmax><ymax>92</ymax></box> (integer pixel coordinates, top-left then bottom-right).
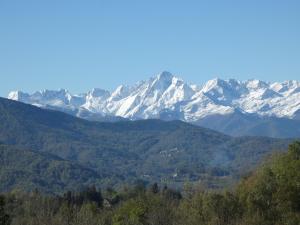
<box><xmin>0</xmin><ymin>144</ymin><xmax>103</xmax><ymax>193</ymax></box>
<box><xmin>0</xmin><ymin>97</ymin><xmax>294</xmax><ymax>193</ymax></box>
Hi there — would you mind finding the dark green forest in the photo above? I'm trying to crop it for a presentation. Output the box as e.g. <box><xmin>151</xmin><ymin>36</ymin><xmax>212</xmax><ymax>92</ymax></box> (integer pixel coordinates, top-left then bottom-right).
<box><xmin>1</xmin><ymin>142</ymin><xmax>299</xmax><ymax>225</ymax></box>
<box><xmin>0</xmin><ymin>98</ymin><xmax>292</xmax><ymax>192</ymax></box>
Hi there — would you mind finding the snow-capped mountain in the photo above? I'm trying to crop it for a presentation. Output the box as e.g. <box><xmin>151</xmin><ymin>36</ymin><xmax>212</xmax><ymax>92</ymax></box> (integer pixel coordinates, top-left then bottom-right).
<box><xmin>7</xmin><ymin>71</ymin><xmax>300</xmax><ymax>124</ymax></box>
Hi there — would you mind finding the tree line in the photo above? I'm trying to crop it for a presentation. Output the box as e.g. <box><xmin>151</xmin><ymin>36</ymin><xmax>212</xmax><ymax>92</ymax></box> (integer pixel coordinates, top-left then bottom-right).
<box><xmin>1</xmin><ymin>141</ymin><xmax>300</xmax><ymax>225</ymax></box>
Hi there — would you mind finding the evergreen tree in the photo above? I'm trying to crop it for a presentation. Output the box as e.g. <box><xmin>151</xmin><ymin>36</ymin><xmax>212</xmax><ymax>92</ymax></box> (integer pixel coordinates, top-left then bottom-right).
<box><xmin>0</xmin><ymin>196</ymin><xmax>10</xmax><ymax>225</ymax></box>
<box><xmin>150</xmin><ymin>183</ymin><xmax>159</xmax><ymax>194</ymax></box>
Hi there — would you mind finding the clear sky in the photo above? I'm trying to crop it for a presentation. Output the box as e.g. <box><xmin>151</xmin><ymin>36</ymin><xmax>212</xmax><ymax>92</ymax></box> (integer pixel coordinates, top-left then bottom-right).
<box><xmin>1</xmin><ymin>0</ymin><xmax>300</xmax><ymax>96</ymax></box>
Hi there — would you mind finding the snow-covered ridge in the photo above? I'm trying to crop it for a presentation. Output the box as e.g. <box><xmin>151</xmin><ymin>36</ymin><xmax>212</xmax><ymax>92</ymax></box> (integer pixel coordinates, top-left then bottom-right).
<box><xmin>7</xmin><ymin>71</ymin><xmax>300</xmax><ymax>121</ymax></box>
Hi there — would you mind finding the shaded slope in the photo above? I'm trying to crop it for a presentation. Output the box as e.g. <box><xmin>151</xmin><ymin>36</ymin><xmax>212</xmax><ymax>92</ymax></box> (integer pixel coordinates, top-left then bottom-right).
<box><xmin>0</xmin><ymin>97</ymin><xmax>293</xmax><ymax>191</ymax></box>
<box><xmin>0</xmin><ymin>144</ymin><xmax>104</xmax><ymax>194</ymax></box>
<box><xmin>195</xmin><ymin>111</ymin><xmax>300</xmax><ymax>138</ymax></box>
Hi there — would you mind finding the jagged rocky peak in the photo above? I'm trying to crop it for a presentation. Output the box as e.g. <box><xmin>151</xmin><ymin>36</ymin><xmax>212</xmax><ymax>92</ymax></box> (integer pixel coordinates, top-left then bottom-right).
<box><xmin>245</xmin><ymin>79</ymin><xmax>268</xmax><ymax>90</ymax></box>
<box><xmin>88</xmin><ymin>88</ymin><xmax>110</xmax><ymax>98</ymax></box>
<box><xmin>157</xmin><ymin>72</ymin><xmax>194</xmax><ymax>94</ymax></box>
<box><xmin>200</xmin><ymin>78</ymin><xmax>244</xmax><ymax>103</ymax></box>
<box><xmin>149</xmin><ymin>71</ymin><xmax>175</xmax><ymax>90</ymax></box>
<box><xmin>110</xmin><ymin>85</ymin><xmax>130</xmax><ymax>101</ymax></box>
<box><xmin>6</xmin><ymin>73</ymin><xmax>300</xmax><ymax>121</ymax></box>
<box><xmin>201</xmin><ymin>78</ymin><xmax>233</xmax><ymax>93</ymax></box>
<box><xmin>8</xmin><ymin>90</ymin><xmax>26</xmax><ymax>100</ymax></box>
<box><xmin>39</xmin><ymin>88</ymin><xmax>70</xmax><ymax>99</ymax></box>
<box><xmin>157</xmin><ymin>71</ymin><xmax>174</xmax><ymax>80</ymax></box>
<box><xmin>271</xmin><ymin>80</ymin><xmax>300</xmax><ymax>95</ymax></box>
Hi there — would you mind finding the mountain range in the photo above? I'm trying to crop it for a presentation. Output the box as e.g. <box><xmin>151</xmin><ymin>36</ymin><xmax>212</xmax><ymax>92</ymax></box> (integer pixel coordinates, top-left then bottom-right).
<box><xmin>0</xmin><ymin>97</ymin><xmax>293</xmax><ymax>193</ymax></box>
<box><xmin>8</xmin><ymin>72</ymin><xmax>300</xmax><ymax>138</ymax></box>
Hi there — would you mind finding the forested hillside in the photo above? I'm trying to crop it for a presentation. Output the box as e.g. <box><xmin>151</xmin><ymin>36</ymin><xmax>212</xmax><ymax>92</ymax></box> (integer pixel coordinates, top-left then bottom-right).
<box><xmin>0</xmin><ymin>97</ymin><xmax>293</xmax><ymax>192</ymax></box>
<box><xmin>0</xmin><ymin>145</ymin><xmax>103</xmax><ymax>193</ymax></box>
<box><xmin>0</xmin><ymin>98</ymin><xmax>293</xmax><ymax>192</ymax></box>
<box><xmin>1</xmin><ymin>142</ymin><xmax>299</xmax><ymax>225</ymax></box>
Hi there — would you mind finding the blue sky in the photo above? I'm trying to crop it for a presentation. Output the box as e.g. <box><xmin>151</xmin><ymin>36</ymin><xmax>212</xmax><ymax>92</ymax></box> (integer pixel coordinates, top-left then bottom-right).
<box><xmin>0</xmin><ymin>0</ymin><xmax>300</xmax><ymax>96</ymax></box>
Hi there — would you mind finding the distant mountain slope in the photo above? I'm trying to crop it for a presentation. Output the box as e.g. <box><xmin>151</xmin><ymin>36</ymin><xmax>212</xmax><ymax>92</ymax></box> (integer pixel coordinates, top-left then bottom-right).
<box><xmin>195</xmin><ymin>110</ymin><xmax>300</xmax><ymax>138</ymax></box>
<box><xmin>0</xmin><ymin>97</ymin><xmax>293</xmax><ymax>192</ymax></box>
<box><xmin>0</xmin><ymin>144</ymin><xmax>104</xmax><ymax>193</ymax></box>
<box><xmin>7</xmin><ymin>72</ymin><xmax>300</xmax><ymax>138</ymax></box>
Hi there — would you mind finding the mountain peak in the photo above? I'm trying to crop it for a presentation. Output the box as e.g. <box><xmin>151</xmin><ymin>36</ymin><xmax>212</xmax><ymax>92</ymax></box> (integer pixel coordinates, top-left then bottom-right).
<box><xmin>6</xmin><ymin>73</ymin><xmax>300</xmax><ymax>121</ymax></box>
<box><xmin>153</xmin><ymin>71</ymin><xmax>186</xmax><ymax>89</ymax></box>
<box><xmin>148</xmin><ymin>71</ymin><xmax>176</xmax><ymax>92</ymax></box>
<box><xmin>201</xmin><ymin>78</ymin><xmax>227</xmax><ymax>92</ymax></box>
<box><xmin>8</xmin><ymin>90</ymin><xmax>28</xmax><ymax>101</ymax></box>
<box><xmin>246</xmin><ymin>79</ymin><xmax>268</xmax><ymax>89</ymax></box>
<box><xmin>157</xmin><ymin>71</ymin><xmax>173</xmax><ymax>80</ymax></box>
<box><xmin>89</xmin><ymin>88</ymin><xmax>110</xmax><ymax>98</ymax></box>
